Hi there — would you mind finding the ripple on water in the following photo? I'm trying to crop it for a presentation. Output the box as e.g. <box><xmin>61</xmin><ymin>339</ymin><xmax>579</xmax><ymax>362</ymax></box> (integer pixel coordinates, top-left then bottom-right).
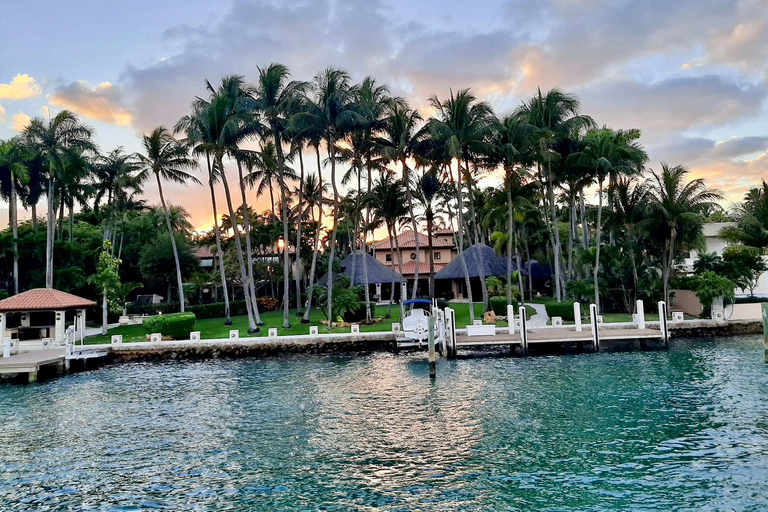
<box><xmin>2</xmin><ymin>336</ymin><xmax>768</xmax><ymax>511</ymax></box>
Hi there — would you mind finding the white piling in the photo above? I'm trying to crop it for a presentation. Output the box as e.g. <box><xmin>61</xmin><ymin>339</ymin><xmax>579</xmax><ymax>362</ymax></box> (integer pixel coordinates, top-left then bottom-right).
<box><xmin>574</xmin><ymin>302</ymin><xmax>582</xmax><ymax>332</ymax></box>
<box><xmin>2</xmin><ymin>337</ymin><xmax>10</xmax><ymax>358</ymax></box>
<box><xmin>507</xmin><ymin>304</ymin><xmax>515</xmax><ymax>335</ymax></box>
<box><xmin>428</xmin><ymin>315</ymin><xmax>436</xmax><ymax>379</ymax></box>
<box><xmin>519</xmin><ymin>305</ymin><xmax>528</xmax><ymax>356</ymax></box>
<box><xmin>589</xmin><ymin>304</ymin><xmax>600</xmax><ymax>351</ymax></box>
<box><xmin>636</xmin><ymin>300</ymin><xmax>645</xmax><ymax>329</ymax></box>
<box><xmin>658</xmin><ymin>301</ymin><xmax>669</xmax><ymax>347</ymax></box>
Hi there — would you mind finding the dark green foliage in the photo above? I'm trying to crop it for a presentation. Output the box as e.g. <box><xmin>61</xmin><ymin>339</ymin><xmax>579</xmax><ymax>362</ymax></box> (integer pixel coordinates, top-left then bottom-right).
<box><xmin>544</xmin><ymin>301</ymin><xmax>576</xmax><ymax>321</ymax></box>
<box><xmin>436</xmin><ymin>298</ymin><xmax>449</xmax><ymax>310</ymax></box>
<box><xmin>693</xmin><ymin>271</ymin><xmax>735</xmax><ymax>316</ymax></box>
<box><xmin>143</xmin><ymin>312</ymin><xmax>197</xmax><ymax>340</ymax></box>
<box><xmin>489</xmin><ymin>297</ymin><xmax>519</xmax><ymax>316</ymax></box>
<box><xmin>127</xmin><ymin>302</ymin><xmax>181</xmax><ymax>315</ymax></box>
<box><xmin>139</xmin><ymin>232</ymin><xmax>199</xmax><ymax>299</ymax></box>
<box><xmin>345</xmin><ymin>302</ymin><xmax>375</xmax><ymax>322</ymax></box>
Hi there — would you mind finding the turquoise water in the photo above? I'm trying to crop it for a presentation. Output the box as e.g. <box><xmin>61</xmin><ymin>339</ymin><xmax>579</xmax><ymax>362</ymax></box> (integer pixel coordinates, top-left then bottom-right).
<box><xmin>2</xmin><ymin>337</ymin><xmax>768</xmax><ymax>511</ymax></box>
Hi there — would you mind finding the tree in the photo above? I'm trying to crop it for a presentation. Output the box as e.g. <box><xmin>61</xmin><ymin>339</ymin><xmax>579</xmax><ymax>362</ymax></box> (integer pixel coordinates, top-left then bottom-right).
<box><xmin>23</xmin><ymin>110</ymin><xmax>95</xmax><ymax>288</ymax></box>
<box><xmin>575</xmin><ymin>128</ymin><xmax>646</xmax><ymax>309</ymax></box>
<box><xmin>646</xmin><ymin>163</ymin><xmax>722</xmax><ymax>305</ymax></box>
<box><xmin>89</xmin><ymin>240</ymin><xmax>121</xmax><ymax>335</ymax></box>
<box><xmin>135</xmin><ymin>127</ymin><xmax>199</xmax><ymax>311</ymax></box>
<box><xmin>413</xmin><ymin>168</ymin><xmax>445</xmax><ymax>298</ymax></box>
<box><xmin>139</xmin><ymin>232</ymin><xmax>199</xmax><ymax>301</ymax></box>
<box><xmin>0</xmin><ymin>137</ymin><xmax>30</xmax><ymax>294</ymax></box>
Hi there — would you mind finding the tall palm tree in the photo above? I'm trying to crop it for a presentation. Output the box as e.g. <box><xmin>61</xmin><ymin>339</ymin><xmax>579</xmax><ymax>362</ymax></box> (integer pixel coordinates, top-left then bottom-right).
<box><xmin>427</xmin><ymin>89</ymin><xmax>494</xmax><ymax>318</ymax></box>
<box><xmin>252</xmin><ymin>63</ymin><xmax>307</xmax><ymax>328</ymax></box>
<box><xmin>646</xmin><ymin>163</ymin><xmax>721</xmax><ymax>306</ymax></box>
<box><xmin>190</xmin><ymin>77</ymin><xmax>262</xmax><ymax>331</ymax></box>
<box><xmin>23</xmin><ymin>110</ymin><xmax>95</xmax><ymax>288</ymax></box>
<box><xmin>413</xmin><ymin>168</ymin><xmax>445</xmax><ymax>298</ymax></box>
<box><xmin>517</xmin><ymin>88</ymin><xmax>594</xmax><ymax>302</ymax></box>
<box><xmin>135</xmin><ymin>127</ymin><xmax>199</xmax><ymax>311</ymax></box>
<box><xmin>175</xmin><ymin>106</ymin><xmax>233</xmax><ymax>325</ymax></box>
<box><xmin>94</xmin><ymin>147</ymin><xmax>139</xmax><ymax>243</ymax></box>
<box><xmin>376</xmin><ymin>103</ymin><xmax>424</xmax><ymax>299</ymax></box>
<box><xmin>0</xmin><ymin>138</ymin><xmax>29</xmax><ymax>294</ymax></box>
<box><xmin>574</xmin><ymin>127</ymin><xmax>646</xmax><ymax>308</ymax></box>
<box><xmin>298</xmin><ymin>68</ymin><xmax>366</xmax><ymax>327</ymax></box>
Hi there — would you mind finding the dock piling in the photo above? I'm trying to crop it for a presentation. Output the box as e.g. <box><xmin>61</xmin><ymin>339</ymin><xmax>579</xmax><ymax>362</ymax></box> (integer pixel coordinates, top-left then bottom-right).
<box><xmin>2</xmin><ymin>337</ymin><xmax>10</xmax><ymax>358</ymax></box>
<box><xmin>636</xmin><ymin>300</ymin><xmax>645</xmax><ymax>329</ymax></box>
<box><xmin>519</xmin><ymin>305</ymin><xmax>528</xmax><ymax>356</ymax></box>
<box><xmin>763</xmin><ymin>303</ymin><xmax>768</xmax><ymax>363</ymax></box>
<box><xmin>507</xmin><ymin>305</ymin><xmax>515</xmax><ymax>335</ymax></box>
<box><xmin>428</xmin><ymin>315</ymin><xmax>436</xmax><ymax>379</ymax></box>
<box><xmin>590</xmin><ymin>304</ymin><xmax>600</xmax><ymax>351</ymax></box>
<box><xmin>658</xmin><ymin>301</ymin><xmax>669</xmax><ymax>347</ymax></box>
<box><xmin>574</xmin><ymin>302</ymin><xmax>582</xmax><ymax>332</ymax></box>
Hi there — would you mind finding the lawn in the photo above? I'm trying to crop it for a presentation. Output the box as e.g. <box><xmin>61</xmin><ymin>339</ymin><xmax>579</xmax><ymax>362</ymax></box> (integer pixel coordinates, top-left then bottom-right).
<box><xmin>85</xmin><ymin>302</ymin><xmax>512</xmax><ymax>344</ymax></box>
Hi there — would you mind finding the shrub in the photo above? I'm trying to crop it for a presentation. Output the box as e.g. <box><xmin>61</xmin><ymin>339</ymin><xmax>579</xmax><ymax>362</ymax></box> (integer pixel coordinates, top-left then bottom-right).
<box><xmin>544</xmin><ymin>301</ymin><xmax>576</xmax><ymax>321</ymax></box>
<box><xmin>187</xmin><ymin>300</ymin><xmax>249</xmax><ymax>319</ymax></box>
<box><xmin>436</xmin><ymin>298</ymin><xmax>449</xmax><ymax>310</ymax></box>
<box><xmin>143</xmin><ymin>312</ymin><xmax>197</xmax><ymax>340</ymax></box>
<box><xmin>344</xmin><ymin>302</ymin><xmax>376</xmax><ymax>322</ymax></box>
<box><xmin>489</xmin><ymin>297</ymin><xmax>519</xmax><ymax>316</ymax></box>
<box><xmin>256</xmin><ymin>297</ymin><xmax>279</xmax><ymax>311</ymax></box>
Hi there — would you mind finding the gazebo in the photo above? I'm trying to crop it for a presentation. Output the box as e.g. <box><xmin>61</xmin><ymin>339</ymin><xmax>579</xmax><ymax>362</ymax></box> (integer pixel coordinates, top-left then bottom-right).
<box><xmin>434</xmin><ymin>243</ymin><xmax>526</xmax><ymax>299</ymax></box>
<box><xmin>0</xmin><ymin>289</ymin><xmax>96</xmax><ymax>350</ymax></box>
<box><xmin>316</xmin><ymin>250</ymin><xmax>406</xmax><ymax>301</ymax></box>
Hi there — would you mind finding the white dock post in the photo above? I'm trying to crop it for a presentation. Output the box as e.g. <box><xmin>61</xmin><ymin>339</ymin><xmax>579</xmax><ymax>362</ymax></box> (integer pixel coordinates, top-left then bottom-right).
<box><xmin>437</xmin><ymin>309</ymin><xmax>447</xmax><ymax>357</ymax></box>
<box><xmin>658</xmin><ymin>301</ymin><xmax>669</xmax><ymax>347</ymax></box>
<box><xmin>574</xmin><ymin>302</ymin><xmax>582</xmax><ymax>332</ymax></box>
<box><xmin>519</xmin><ymin>305</ymin><xmax>528</xmax><ymax>356</ymax></box>
<box><xmin>2</xmin><ymin>337</ymin><xmax>10</xmax><ymax>358</ymax></box>
<box><xmin>445</xmin><ymin>307</ymin><xmax>457</xmax><ymax>358</ymax></box>
<box><xmin>507</xmin><ymin>304</ymin><xmax>515</xmax><ymax>335</ymax></box>
<box><xmin>636</xmin><ymin>300</ymin><xmax>645</xmax><ymax>330</ymax></box>
<box><xmin>427</xmin><ymin>314</ymin><xmax>436</xmax><ymax>379</ymax></box>
<box><xmin>589</xmin><ymin>303</ymin><xmax>600</xmax><ymax>351</ymax></box>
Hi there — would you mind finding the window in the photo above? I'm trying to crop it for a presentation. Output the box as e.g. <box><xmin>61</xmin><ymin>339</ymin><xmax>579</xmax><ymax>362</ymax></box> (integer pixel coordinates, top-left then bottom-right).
<box><xmin>434</xmin><ymin>252</ymin><xmax>441</xmax><ymax>260</ymax></box>
<box><xmin>410</xmin><ymin>252</ymin><xmax>417</xmax><ymax>260</ymax></box>
<box><xmin>385</xmin><ymin>254</ymin><xmax>392</xmax><ymax>262</ymax></box>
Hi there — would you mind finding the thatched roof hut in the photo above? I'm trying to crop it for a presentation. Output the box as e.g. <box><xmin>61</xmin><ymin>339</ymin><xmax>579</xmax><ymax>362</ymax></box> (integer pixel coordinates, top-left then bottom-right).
<box><xmin>434</xmin><ymin>243</ymin><xmax>525</xmax><ymax>280</ymax></box>
<box><xmin>316</xmin><ymin>251</ymin><xmax>406</xmax><ymax>287</ymax></box>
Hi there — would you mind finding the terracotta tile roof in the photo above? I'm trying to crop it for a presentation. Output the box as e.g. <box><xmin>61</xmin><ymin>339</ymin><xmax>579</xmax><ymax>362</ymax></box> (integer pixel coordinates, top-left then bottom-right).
<box><xmin>195</xmin><ymin>246</ymin><xmax>215</xmax><ymax>259</ymax></box>
<box><xmin>0</xmin><ymin>288</ymin><xmax>97</xmax><ymax>312</ymax></box>
<box><xmin>392</xmin><ymin>262</ymin><xmax>447</xmax><ymax>276</ymax></box>
<box><xmin>371</xmin><ymin>231</ymin><xmax>455</xmax><ymax>250</ymax></box>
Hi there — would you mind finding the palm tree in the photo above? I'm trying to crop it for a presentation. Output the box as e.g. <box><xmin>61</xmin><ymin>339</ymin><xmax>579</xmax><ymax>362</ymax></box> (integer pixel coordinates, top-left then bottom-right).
<box><xmin>298</xmin><ymin>68</ymin><xmax>366</xmax><ymax>328</ymax></box>
<box><xmin>517</xmin><ymin>88</ymin><xmax>594</xmax><ymax>302</ymax></box>
<box><xmin>190</xmin><ymin>77</ymin><xmax>262</xmax><ymax>331</ymax></box>
<box><xmin>135</xmin><ymin>127</ymin><xmax>199</xmax><ymax>311</ymax></box>
<box><xmin>174</xmin><ymin>105</ymin><xmax>233</xmax><ymax>325</ymax></box>
<box><xmin>94</xmin><ymin>147</ymin><xmax>139</xmax><ymax>243</ymax></box>
<box><xmin>611</xmin><ymin>176</ymin><xmax>648</xmax><ymax>306</ymax></box>
<box><xmin>574</xmin><ymin>128</ymin><xmax>646</xmax><ymax>309</ymax></box>
<box><xmin>427</xmin><ymin>89</ymin><xmax>494</xmax><ymax>317</ymax></box>
<box><xmin>23</xmin><ymin>110</ymin><xmax>95</xmax><ymax>288</ymax></box>
<box><xmin>376</xmin><ymin>103</ymin><xmax>424</xmax><ymax>299</ymax></box>
<box><xmin>0</xmin><ymin>138</ymin><xmax>29</xmax><ymax>294</ymax></box>
<box><xmin>413</xmin><ymin>168</ymin><xmax>445</xmax><ymax>298</ymax></box>
<box><xmin>251</xmin><ymin>63</ymin><xmax>307</xmax><ymax>328</ymax></box>
<box><xmin>646</xmin><ymin>163</ymin><xmax>722</xmax><ymax>305</ymax></box>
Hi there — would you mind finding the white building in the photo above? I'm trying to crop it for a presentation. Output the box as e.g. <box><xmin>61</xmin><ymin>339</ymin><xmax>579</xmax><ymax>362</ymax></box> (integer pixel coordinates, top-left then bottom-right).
<box><xmin>683</xmin><ymin>222</ymin><xmax>768</xmax><ymax>297</ymax></box>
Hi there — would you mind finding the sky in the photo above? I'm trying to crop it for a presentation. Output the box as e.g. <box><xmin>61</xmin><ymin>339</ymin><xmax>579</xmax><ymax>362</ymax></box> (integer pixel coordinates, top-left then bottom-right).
<box><xmin>1</xmin><ymin>0</ymin><xmax>767</xmax><ymax>230</ymax></box>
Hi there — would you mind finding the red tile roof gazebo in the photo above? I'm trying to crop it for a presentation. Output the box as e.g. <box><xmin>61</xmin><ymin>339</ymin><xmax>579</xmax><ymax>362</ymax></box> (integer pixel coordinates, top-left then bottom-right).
<box><xmin>0</xmin><ymin>289</ymin><xmax>96</xmax><ymax>348</ymax></box>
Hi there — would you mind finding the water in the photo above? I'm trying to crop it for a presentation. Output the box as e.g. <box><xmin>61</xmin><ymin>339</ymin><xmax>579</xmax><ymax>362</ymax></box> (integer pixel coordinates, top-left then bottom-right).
<box><xmin>2</xmin><ymin>337</ymin><xmax>768</xmax><ymax>511</ymax></box>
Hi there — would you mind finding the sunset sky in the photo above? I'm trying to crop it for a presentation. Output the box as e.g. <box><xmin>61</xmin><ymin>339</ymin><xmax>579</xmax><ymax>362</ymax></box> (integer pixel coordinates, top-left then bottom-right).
<box><xmin>1</xmin><ymin>0</ymin><xmax>767</xmax><ymax>230</ymax></box>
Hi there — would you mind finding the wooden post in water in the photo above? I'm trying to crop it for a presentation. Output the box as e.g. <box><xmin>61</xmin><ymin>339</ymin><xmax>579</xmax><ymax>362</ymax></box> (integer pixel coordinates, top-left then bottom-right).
<box><xmin>519</xmin><ymin>305</ymin><xmax>528</xmax><ymax>356</ymax></box>
<box><xmin>763</xmin><ymin>303</ymin><xmax>768</xmax><ymax>363</ymax></box>
<box><xmin>658</xmin><ymin>300</ymin><xmax>669</xmax><ymax>348</ymax></box>
<box><xmin>428</xmin><ymin>314</ymin><xmax>436</xmax><ymax>379</ymax></box>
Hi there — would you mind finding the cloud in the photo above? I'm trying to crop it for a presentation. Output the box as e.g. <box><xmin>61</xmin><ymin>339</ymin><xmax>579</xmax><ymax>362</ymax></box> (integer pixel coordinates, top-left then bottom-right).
<box><xmin>0</xmin><ymin>105</ymin><xmax>5</xmax><ymax>123</ymax></box>
<box><xmin>578</xmin><ymin>75</ymin><xmax>766</xmax><ymax>139</ymax></box>
<box><xmin>0</xmin><ymin>74</ymin><xmax>42</xmax><ymax>100</ymax></box>
<box><xmin>12</xmin><ymin>112</ymin><xmax>30</xmax><ymax>132</ymax></box>
<box><xmin>49</xmin><ymin>81</ymin><xmax>132</xmax><ymax>125</ymax></box>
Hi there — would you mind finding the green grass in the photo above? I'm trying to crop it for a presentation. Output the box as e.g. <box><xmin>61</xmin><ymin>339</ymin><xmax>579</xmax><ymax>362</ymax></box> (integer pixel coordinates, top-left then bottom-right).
<box><xmin>85</xmin><ymin>302</ymin><xmax>497</xmax><ymax>344</ymax></box>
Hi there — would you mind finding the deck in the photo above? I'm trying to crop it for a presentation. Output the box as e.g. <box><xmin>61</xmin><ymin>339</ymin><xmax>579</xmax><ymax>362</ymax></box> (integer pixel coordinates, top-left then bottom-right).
<box><xmin>455</xmin><ymin>327</ymin><xmax>664</xmax><ymax>347</ymax></box>
<box><xmin>0</xmin><ymin>348</ymin><xmax>66</xmax><ymax>382</ymax></box>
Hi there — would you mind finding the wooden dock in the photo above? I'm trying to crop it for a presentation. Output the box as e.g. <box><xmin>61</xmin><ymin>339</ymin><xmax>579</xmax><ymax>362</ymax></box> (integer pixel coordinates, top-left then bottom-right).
<box><xmin>0</xmin><ymin>348</ymin><xmax>66</xmax><ymax>382</ymax></box>
<box><xmin>455</xmin><ymin>327</ymin><xmax>664</xmax><ymax>348</ymax></box>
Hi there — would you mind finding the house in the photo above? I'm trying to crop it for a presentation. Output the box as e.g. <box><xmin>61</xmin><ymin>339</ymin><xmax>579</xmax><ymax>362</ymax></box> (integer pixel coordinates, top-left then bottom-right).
<box><xmin>194</xmin><ymin>246</ymin><xmax>215</xmax><ymax>269</ymax></box>
<box><xmin>683</xmin><ymin>222</ymin><xmax>768</xmax><ymax>297</ymax></box>
<box><xmin>434</xmin><ymin>243</ymin><xmax>527</xmax><ymax>300</ymax></box>
<box><xmin>370</xmin><ymin>230</ymin><xmax>457</xmax><ymax>297</ymax></box>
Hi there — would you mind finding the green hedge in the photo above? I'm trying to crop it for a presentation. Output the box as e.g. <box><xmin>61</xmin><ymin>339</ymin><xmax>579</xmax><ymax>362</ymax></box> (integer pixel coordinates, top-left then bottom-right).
<box><xmin>544</xmin><ymin>301</ymin><xmax>576</xmax><ymax>321</ymax></box>
<box><xmin>489</xmin><ymin>297</ymin><xmax>519</xmax><ymax>316</ymax></box>
<box><xmin>187</xmin><ymin>300</ymin><xmax>249</xmax><ymax>319</ymax></box>
<box><xmin>143</xmin><ymin>312</ymin><xmax>197</xmax><ymax>340</ymax></box>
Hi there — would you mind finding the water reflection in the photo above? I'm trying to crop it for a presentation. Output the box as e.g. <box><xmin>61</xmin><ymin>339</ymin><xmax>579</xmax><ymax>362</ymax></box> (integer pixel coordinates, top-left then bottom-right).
<box><xmin>1</xmin><ymin>336</ymin><xmax>768</xmax><ymax>510</ymax></box>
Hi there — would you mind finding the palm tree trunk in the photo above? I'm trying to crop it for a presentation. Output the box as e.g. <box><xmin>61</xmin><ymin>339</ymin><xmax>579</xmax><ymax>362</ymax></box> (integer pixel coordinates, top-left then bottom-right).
<box><xmin>10</xmin><ymin>177</ymin><xmax>18</xmax><ymax>294</ymax></box>
<box><xmin>207</xmin><ymin>154</ymin><xmax>231</xmax><ymax>325</ymax></box>
<box><xmin>101</xmin><ymin>292</ymin><xmax>108</xmax><ymax>336</ymax></box>
<box><xmin>31</xmin><ymin>203</ymin><xmax>37</xmax><ymax>232</ymax></box>
<box><xmin>236</xmin><ymin>159</ymin><xmax>264</xmax><ymax>326</ymax></box>
<box><xmin>272</xmin><ymin>130</ymin><xmax>291</xmax><ymax>328</ymax></box>
<box><xmin>326</xmin><ymin>136</ymin><xmax>340</xmax><ymax>328</ymax></box>
<box><xmin>155</xmin><ymin>173</ymin><xmax>186</xmax><ymax>312</ymax></box>
<box><xmin>506</xmin><ymin>177</ymin><xmax>514</xmax><ymax>305</ymax></box>
<box><xmin>402</xmin><ymin>157</ymin><xmax>421</xmax><ymax>300</ymax></box>
<box><xmin>567</xmin><ymin>193</ymin><xmax>575</xmax><ymax>281</ymax></box>
<box><xmin>68</xmin><ymin>201</ymin><xmax>74</xmax><ymax>243</ymax></box>
<box><xmin>593</xmin><ymin>178</ymin><xmax>604</xmax><ymax>310</ymax></box>
<box><xmin>664</xmin><ymin>231</ymin><xmax>677</xmax><ymax>307</ymax></box>
<box><xmin>580</xmin><ymin>191</ymin><xmax>589</xmax><ymax>250</ymax></box>
<box><xmin>295</xmin><ymin>149</ymin><xmax>305</xmax><ymax>313</ymax></box>
<box><xmin>58</xmin><ymin>198</ymin><xmax>65</xmax><ymax>241</ymax></box>
<box><xmin>218</xmin><ymin>155</ymin><xmax>259</xmax><ymax>333</ymax></box>
<box><xmin>302</xmin><ymin>146</ymin><xmax>324</xmax><ymax>323</ymax></box>
<box><xmin>455</xmin><ymin>157</ymin><xmax>474</xmax><ymax>323</ymax></box>
<box><xmin>386</xmin><ymin>223</ymin><xmax>396</xmax><ymax>318</ymax></box>
<box><xmin>393</xmin><ymin>222</ymin><xmax>406</xmax><ymax>321</ymax></box>
<box><xmin>45</xmin><ymin>175</ymin><xmax>55</xmax><ymax>289</ymax></box>
<box><xmin>357</xmin><ymin>165</ymin><xmax>371</xmax><ymax>322</ymax></box>
<box><xmin>513</xmin><ymin>220</ymin><xmax>525</xmax><ymax>305</ymax></box>
<box><xmin>546</xmin><ymin>162</ymin><xmax>563</xmax><ymax>301</ymax></box>
<box><xmin>466</xmin><ymin>170</ymin><xmax>488</xmax><ymax>311</ymax></box>
<box><xmin>427</xmin><ymin>211</ymin><xmax>435</xmax><ymax>299</ymax></box>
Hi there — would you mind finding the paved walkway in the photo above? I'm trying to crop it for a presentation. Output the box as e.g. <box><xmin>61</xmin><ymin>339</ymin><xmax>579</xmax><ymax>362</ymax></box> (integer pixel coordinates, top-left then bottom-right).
<box><xmin>527</xmin><ymin>303</ymin><xmax>550</xmax><ymax>327</ymax></box>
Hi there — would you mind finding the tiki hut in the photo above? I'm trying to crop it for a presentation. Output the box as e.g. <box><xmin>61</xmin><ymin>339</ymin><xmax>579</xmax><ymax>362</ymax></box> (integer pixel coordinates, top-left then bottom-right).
<box><xmin>434</xmin><ymin>243</ymin><xmax>525</xmax><ymax>299</ymax></box>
